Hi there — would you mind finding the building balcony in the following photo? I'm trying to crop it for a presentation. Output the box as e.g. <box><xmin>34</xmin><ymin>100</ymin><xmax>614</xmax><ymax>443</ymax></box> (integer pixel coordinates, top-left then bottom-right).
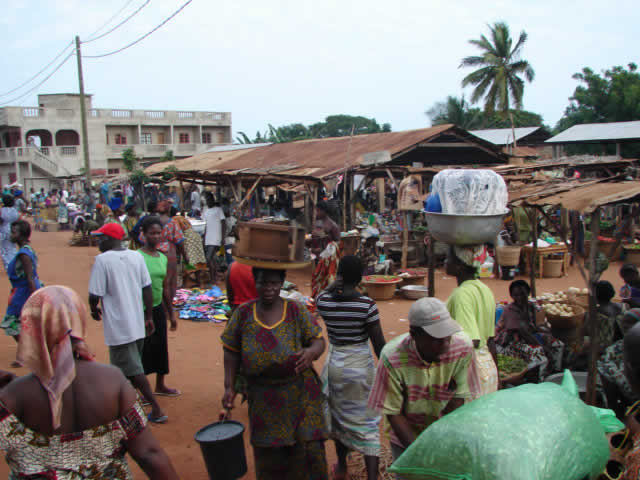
<box><xmin>107</xmin><ymin>143</ymin><xmax>226</xmax><ymax>159</ymax></box>
<box><xmin>1</xmin><ymin>106</ymin><xmax>231</xmax><ymax>126</ymax></box>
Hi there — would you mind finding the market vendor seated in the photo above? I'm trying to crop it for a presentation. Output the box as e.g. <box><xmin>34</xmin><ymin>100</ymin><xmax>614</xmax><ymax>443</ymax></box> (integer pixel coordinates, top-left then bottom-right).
<box><xmin>593</xmin><ymin>280</ymin><xmax>625</xmax><ymax>356</ymax></box>
<box><xmin>620</xmin><ymin>264</ymin><xmax>640</xmax><ymax>308</ymax></box>
<box><xmin>495</xmin><ymin>280</ymin><xmax>564</xmax><ymax>382</ymax></box>
<box><xmin>357</xmin><ymin>227</ymin><xmax>393</xmax><ymax>276</ymax></box>
<box><xmin>368</xmin><ymin>298</ymin><xmax>475</xmax><ymax>465</ymax></box>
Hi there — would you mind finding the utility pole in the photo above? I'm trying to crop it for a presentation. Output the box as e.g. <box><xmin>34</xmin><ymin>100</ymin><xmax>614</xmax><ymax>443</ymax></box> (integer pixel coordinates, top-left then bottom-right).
<box><xmin>75</xmin><ymin>36</ymin><xmax>92</xmax><ymax>187</ymax></box>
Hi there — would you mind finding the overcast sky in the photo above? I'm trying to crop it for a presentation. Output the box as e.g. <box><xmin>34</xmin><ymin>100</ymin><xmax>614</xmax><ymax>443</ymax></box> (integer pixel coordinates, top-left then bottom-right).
<box><xmin>1</xmin><ymin>0</ymin><xmax>638</xmax><ymax>139</ymax></box>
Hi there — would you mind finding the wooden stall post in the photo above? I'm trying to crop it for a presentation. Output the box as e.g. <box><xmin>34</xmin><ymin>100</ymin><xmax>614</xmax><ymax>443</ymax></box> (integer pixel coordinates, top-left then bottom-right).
<box><xmin>528</xmin><ymin>207</ymin><xmax>538</xmax><ymax>298</ymax></box>
<box><xmin>376</xmin><ymin>177</ymin><xmax>386</xmax><ymax>212</ymax></box>
<box><xmin>401</xmin><ymin>212</ymin><xmax>409</xmax><ymax>269</ymax></box>
<box><xmin>586</xmin><ymin>208</ymin><xmax>601</xmax><ymax>405</ymax></box>
<box><xmin>342</xmin><ymin>172</ymin><xmax>349</xmax><ymax>231</ymax></box>
<box><xmin>428</xmin><ymin>235</ymin><xmax>435</xmax><ymax>297</ymax></box>
<box><xmin>178</xmin><ymin>179</ymin><xmax>185</xmax><ymax>214</ymax></box>
<box><xmin>304</xmin><ymin>189</ymin><xmax>312</xmax><ymax>232</ymax></box>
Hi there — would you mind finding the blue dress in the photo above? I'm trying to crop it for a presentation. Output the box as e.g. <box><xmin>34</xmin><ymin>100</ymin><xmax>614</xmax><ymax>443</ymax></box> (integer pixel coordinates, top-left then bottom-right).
<box><xmin>1</xmin><ymin>245</ymin><xmax>41</xmax><ymax>336</ymax></box>
<box><xmin>0</xmin><ymin>207</ymin><xmax>19</xmax><ymax>272</ymax></box>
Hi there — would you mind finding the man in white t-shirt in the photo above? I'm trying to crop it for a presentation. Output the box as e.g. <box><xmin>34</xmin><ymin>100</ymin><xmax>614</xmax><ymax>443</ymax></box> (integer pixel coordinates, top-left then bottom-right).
<box><xmin>204</xmin><ymin>195</ymin><xmax>226</xmax><ymax>284</ymax></box>
<box><xmin>190</xmin><ymin>187</ymin><xmax>201</xmax><ymax>217</ymax></box>
<box><xmin>88</xmin><ymin>223</ymin><xmax>168</xmax><ymax>423</ymax></box>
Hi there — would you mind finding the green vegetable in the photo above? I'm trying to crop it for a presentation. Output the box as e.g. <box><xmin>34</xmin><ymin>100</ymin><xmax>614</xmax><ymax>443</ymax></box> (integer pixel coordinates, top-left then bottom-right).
<box><xmin>497</xmin><ymin>354</ymin><xmax>527</xmax><ymax>374</ymax></box>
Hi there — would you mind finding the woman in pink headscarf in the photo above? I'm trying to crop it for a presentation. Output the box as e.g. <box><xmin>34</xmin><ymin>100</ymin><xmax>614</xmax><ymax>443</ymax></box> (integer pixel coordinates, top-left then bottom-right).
<box><xmin>0</xmin><ymin>286</ymin><xmax>178</xmax><ymax>479</ymax></box>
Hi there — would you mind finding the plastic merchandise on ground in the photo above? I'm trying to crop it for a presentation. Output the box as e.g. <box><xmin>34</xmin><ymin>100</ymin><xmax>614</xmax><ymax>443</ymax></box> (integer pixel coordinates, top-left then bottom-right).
<box><xmin>173</xmin><ymin>287</ymin><xmax>230</xmax><ymax>323</ymax></box>
<box><xmin>389</xmin><ymin>370</ymin><xmax>622</xmax><ymax>480</ymax></box>
<box><xmin>430</xmin><ymin>169</ymin><xmax>508</xmax><ymax>215</ymax></box>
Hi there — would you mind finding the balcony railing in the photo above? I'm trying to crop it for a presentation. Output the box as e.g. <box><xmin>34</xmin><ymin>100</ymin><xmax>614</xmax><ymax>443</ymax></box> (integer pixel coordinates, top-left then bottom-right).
<box><xmin>61</xmin><ymin>146</ymin><xmax>77</xmax><ymax>156</ymax></box>
<box><xmin>5</xmin><ymin>106</ymin><xmax>231</xmax><ymax>124</ymax></box>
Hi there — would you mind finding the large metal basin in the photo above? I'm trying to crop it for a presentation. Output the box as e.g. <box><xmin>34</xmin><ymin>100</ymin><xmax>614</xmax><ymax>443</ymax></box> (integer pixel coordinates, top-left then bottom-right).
<box><xmin>424</xmin><ymin>211</ymin><xmax>507</xmax><ymax>246</ymax></box>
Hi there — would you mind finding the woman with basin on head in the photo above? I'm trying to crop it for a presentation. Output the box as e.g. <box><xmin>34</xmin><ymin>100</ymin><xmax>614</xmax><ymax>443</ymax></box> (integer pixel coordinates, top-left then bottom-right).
<box><xmin>221</xmin><ymin>266</ymin><xmax>329</xmax><ymax>480</ymax></box>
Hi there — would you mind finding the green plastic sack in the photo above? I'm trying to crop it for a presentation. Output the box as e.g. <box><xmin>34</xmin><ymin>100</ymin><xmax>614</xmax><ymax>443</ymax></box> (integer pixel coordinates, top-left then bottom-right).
<box><xmin>389</xmin><ymin>371</ymin><xmax>617</xmax><ymax>480</ymax></box>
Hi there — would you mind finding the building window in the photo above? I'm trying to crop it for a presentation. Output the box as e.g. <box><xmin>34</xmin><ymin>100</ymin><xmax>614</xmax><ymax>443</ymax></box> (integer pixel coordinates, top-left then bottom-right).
<box><xmin>141</xmin><ymin>133</ymin><xmax>152</xmax><ymax>144</ymax></box>
<box><xmin>108</xmin><ymin>168</ymin><xmax>120</xmax><ymax>175</ymax></box>
<box><xmin>115</xmin><ymin>134</ymin><xmax>127</xmax><ymax>145</ymax></box>
<box><xmin>179</xmin><ymin>133</ymin><xmax>190</xmax><ymax>144</ymax></box>
<box><xmin>202</xmin><ymin>132</ymin><xmax>212</xmax><ymax>144</ymax></box>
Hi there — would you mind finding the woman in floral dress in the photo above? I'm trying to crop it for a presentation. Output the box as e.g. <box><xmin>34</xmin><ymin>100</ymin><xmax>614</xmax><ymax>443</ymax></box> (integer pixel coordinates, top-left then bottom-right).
<box><xmin>222</xmin><ymin>267</ymin><xmax>328</xmax><ymax>480</ymax></box>
<box><xmin>495</xmin><ymin>280</ymin><xmax>564</xmax><ymax>381</ymax></box>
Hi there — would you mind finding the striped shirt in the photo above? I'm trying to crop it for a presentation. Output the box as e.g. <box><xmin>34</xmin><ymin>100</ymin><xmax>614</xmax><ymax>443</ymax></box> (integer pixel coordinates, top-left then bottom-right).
<box><xmin>315</xmin><ymin>292</ymin><xmax>380</xmax><ymax>345</ymax></box>
<box><xmin>368</xmin><ymin>331</ymin><xmax>474</xmax><ymax>447</ymax></box>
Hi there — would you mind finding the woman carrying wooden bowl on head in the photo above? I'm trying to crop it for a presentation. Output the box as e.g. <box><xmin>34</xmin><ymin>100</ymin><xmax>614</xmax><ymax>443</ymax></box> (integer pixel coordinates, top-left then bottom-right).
<box><xmin>221</xmin><ymin>266</ymin><xmax>329</xmax><ymax>480</ymax></box>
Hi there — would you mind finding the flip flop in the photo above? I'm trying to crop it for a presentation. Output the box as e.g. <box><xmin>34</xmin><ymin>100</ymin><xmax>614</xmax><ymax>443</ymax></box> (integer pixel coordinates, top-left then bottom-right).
<box><xmin>147</xmin><ymin>413</ymin><xmax>168</xmax><ymax>424</ymax></box>
<box><xmin>154</xmin><ymin>389</ymin><xmax>181</xmax><ymax>397</ymax></box>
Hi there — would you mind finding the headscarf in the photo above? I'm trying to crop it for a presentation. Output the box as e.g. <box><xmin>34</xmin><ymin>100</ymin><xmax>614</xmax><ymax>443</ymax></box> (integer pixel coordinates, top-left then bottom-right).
<box><xmin>172</xmin><ymin>215</ymin><xmax>192</xmax><ymax>231</ymax></box>
<box><xmin>156</xmin><ymin>200</ymin><xmax>172</xmax><ymax>215</ymax></box>
<box><xmin>453</xmin><ymin>245</ymin><xmax>488</xmax><ymax>272</ymax></box>
<box><xmin>100</xmin><ymin>204</ymin><xmax>111</xmax><ymax>217</ymax></box>
<box><xmin>16</xmin><ymin>286</ymin><xmax>94</xmax><ymax>430</ymax></box>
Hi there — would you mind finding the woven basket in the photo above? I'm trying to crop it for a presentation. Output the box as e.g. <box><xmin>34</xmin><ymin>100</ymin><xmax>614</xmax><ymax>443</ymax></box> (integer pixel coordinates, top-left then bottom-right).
<box><xmin>496</xmin><ymin>246</ymin><xmax>521</xmax><ymax>267</ymax></box>
<box><xmin>543</xmin><ymin>258</ymin><xmax>563</xmax><ymax>278</ymax></box>
<box><xmin>546</xmin><ymin>305</ymin><xmax>585</xmax><ymax>330</ymax></box>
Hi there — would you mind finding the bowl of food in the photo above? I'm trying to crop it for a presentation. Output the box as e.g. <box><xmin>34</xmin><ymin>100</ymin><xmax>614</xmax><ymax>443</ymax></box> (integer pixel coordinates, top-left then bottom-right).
<box><xmin>423</xmin><ymin>211</ymin><xmax>508</xmax><ymax>246</ymax></box>
<box><xmin>497</xmin><ymin>354</ymin><xmax>529</xmax><ymax>384</ymax></box>
<box><xmin>401</xmin><ymin>285</ymin><xmax>429</xmax><ymax>300</ymax></box>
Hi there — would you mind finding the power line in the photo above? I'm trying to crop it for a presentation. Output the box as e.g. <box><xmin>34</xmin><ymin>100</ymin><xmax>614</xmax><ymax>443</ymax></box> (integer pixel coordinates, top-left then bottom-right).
<box><xmin>83</xmin><ymin>0</ymin><xmax>152</xmax><ymax>44</ymax></box>
<box><xmin>84</xmin><ymin>0</ymin><xmax>193</xmax><ymax>59</ymax></box>
<box><xmin>0</xmin><ymin>51</ymin><xmax>75</xmax><ymax>107</ymax></box>
<box><xmin>0</xmin><ymin>41</ymin><xmax>74</xmax><ymax>98</ymax></box>
<box><xmin>85</xmin><ymin>0</ymin><xmax>136</xmax><ymax>41</ymax></box>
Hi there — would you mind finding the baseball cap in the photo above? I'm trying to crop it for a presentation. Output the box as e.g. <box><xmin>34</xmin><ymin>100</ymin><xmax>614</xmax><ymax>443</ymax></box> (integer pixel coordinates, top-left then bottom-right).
<box><xmin>91</xmin><ymin>223</ymin><xmax>125</xmax><ymax>240</ymax></box>
<box><xmin>408</xmin><ymin>297</ymin><xmax>461</xmax><ymax>339</ymax></box>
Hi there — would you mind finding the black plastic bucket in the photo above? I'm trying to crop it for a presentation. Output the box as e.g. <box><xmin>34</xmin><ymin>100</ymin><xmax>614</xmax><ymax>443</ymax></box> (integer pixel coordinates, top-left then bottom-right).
<box><xmin>195</xmin><ymin>420</ymin><xmax>247</xmax><ymax>480</ymax></box>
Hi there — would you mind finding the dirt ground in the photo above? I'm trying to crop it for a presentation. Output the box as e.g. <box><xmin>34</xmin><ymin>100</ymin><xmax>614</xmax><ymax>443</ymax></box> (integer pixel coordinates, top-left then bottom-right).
<box><xmin>0</xmin><ymin>228</ymin><xmax>626</xmax><ymax>479</ymax></box>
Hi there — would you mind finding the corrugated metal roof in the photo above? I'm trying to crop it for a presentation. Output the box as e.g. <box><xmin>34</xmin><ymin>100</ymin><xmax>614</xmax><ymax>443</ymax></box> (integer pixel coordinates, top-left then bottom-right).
<box><xmin>144</xmin><ymin>145</ymin><xmax>267</xmax><ymax>174</ymax></box>
<box><xmin>509</xmin><ymin>180</ymin><xmax>640</xmax><ymax>213</ymax></box>
<box><xmin>145</xmin><ymin>124</ymin><xmax>506</xmax><ymax>181</ymax></box>
<box><xmin>546</xmin><ymin>121</ymin><xmax>640</xmax><ymax>144</ymax></box>
<box><xmin>204</xmin><ymin>143</ymin><xmax>271</xmax><ymax>153</ymax></box>
<box><xmin>469</xmin><ymin>127</ymin><xmax>540</xmax><ymax>145</ymax></box>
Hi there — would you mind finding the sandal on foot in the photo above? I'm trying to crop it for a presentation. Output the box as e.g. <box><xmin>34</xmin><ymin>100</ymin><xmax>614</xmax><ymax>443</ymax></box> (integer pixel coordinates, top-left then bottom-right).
<box><xmin>147</xmin><ymin>413</ymin><xmax>168</xmax><ymax>424</ymax></box>
<box><xmin>154</xmin><ymin>389</ymin><xmax>181</xmax><ymax>397</ymax></box>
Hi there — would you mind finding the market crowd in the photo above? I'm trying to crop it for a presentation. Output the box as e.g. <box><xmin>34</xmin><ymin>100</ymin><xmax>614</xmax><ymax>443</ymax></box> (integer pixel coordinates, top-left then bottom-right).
<box><xmin>0</xmin><ymin>179</ymin><xmax>638</xmax><ymax>480</ymax></box>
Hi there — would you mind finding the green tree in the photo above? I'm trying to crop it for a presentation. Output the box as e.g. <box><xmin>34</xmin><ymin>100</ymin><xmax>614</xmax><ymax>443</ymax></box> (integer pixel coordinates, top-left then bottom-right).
<box><xmin>121</xmin><ymin>148</ymin><xmax>138</xmax><ymax>172</ymax></box>
<box><xmin>555</xmin><ymin>63</ymin><xmax>640</xmax><ymax>156</ymax></box>
<box><xmin>460</xmin><ymin>21</ymin><xmax>535</xmax><ymax>144</ymax></box>
<box><xmin>161</xmin><ymin>150</ymin><xmax>175</xmax><ymax>162</ymax></box>
<box><xmin>483</xmin><ymin>109</ymin><xmax>546</xmax><ymax>129</ymax></box>
<box><xmin>427</xmin><ymin>95</ymin><xmax>484</xmax><ymax>129</ymax></box>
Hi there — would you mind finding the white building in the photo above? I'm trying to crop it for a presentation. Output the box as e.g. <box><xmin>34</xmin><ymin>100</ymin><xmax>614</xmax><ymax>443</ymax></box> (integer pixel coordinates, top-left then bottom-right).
<box><xmin>0</xmin><ymin>93</ymin><xmax>232</xmax><ymax>189</ymax></box>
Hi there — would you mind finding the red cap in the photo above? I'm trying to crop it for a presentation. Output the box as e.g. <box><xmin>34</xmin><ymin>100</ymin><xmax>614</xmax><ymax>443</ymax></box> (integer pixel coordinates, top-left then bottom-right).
<box><xmin>91</xmin><ymin>223</ymin><xmax>125</xmax><ymax>240</ymax></box>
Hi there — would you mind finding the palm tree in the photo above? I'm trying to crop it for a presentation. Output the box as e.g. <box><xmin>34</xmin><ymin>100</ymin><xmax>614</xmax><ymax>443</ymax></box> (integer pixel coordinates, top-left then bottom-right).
<box><xmin>426</xmin><ymin>95</ymin><xmax>483</xmax><ymax>130</ymax></box>
<box><xmin>460</xmin><ymin>22</ymin><xmax>535</xmax><ymax>146</ymax></box>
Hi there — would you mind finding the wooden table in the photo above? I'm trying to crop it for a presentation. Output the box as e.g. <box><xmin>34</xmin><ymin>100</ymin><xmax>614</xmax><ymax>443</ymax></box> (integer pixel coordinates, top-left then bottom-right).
<box><xmin>521</xmin><ymin>244</ymin><xmax>570</xmax><ymax>278</ymax></box>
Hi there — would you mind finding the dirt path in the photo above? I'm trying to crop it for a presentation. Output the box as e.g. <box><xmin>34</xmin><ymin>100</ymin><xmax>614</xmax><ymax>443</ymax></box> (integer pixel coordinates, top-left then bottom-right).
<box><xmin>0</xmin><ymin>228</ymin><xmax>625</xmax><ymax>478</ymax></box>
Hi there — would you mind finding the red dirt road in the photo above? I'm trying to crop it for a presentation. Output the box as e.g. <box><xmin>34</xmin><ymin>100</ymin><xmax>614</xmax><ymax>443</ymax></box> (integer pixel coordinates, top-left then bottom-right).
<box><xmin>0</xmin><ymin>228</ymin><xmax>625</xmax><ymax>478</ymax></box>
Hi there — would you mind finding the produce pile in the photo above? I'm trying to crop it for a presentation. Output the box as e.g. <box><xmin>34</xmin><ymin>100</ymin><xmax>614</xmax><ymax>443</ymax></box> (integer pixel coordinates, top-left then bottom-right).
<box><xmin>542</xmin><ymin>303</ymin><xmax>578</xmax><ymax>318</ymax></box>
<box><xmin>363</xmin><ymin>275</ymin><xmax>402</xmax><ymax>284</ymax></box>
<box><xmin>537</xmin><ymin>291</ymin><xmax>570</xmax><ymax>303</ymax></box>
<box><xmin>568</xmin><ymin>287</ymin><xmax>589</xmax><ymax>295</ymax></box>
<box><xmin>497</xmin><ymin>354</ymin><xmax>527</xmax><ymax>376</ymax></box>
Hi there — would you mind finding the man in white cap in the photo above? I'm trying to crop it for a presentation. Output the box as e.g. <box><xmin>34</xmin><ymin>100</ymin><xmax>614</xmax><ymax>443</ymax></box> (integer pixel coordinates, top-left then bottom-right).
<box><xmin>368</xmin><ymin>297</ymin><xmax>475</xmax><ymax>465</ymax></box>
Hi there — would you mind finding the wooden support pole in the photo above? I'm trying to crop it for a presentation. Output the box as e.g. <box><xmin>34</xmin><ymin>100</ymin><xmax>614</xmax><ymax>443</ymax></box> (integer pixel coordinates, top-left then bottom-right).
<box><xmin>178</xmin><ymin>179</ymin><xmax>185</xmax><ymax>214</ymax></box>
<box><xmin>226</xmin><ymin>177</ymin><xmax>241</xmax><ymax>202</ymax></box>
<box><xmin>385</xmin><ymin>168</ymin><xmax>398</xmax><ymax>191</ymax></box>
<box><xmin>238</xmin><ymin>177</ymin><xmax>261</xmax><ymax>210</ymax></box>
<box><xmin>401</xmin><ymin>212</ymin><xmax>409</xmax><ymax>269</ymax></box>
<box><xmin>342</xmin><ymin>172</ymin><xmax>349</xmax><ymax>231</ymax></box>
<box><xmin>586</xmin><ymin>208</ymin><xmax>601</xmax><ymax>405</ymax></box>
<box><xmin>529</xmin><ymin>207</ymin><xmax>538</xmax><ymax>298</ymax></box>
<box><xmin>376</xmin><ymin>177</ymin><xmax>386</xmax><ymax>212</ymax></box>
<box><xmin>428</xmin><ymin>235</ymin><xmax>435</xmax><ymax>297</ymax></box>
<box><xmin>311</xmin><ymin>185</ymin><xmax>317</xmax><ymax>230</ymax></box>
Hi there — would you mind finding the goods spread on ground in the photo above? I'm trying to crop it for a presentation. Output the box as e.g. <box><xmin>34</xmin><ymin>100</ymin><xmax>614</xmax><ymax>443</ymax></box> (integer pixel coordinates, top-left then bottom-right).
<box><xmin>173</xmin><ymin>287</ymin><xmax>230</xmax><ymax>323</ymax></box>
<box><xmin>497</xmin><ymin>354</ymin><xmax>527</xmax><ymax>376</ymax></box>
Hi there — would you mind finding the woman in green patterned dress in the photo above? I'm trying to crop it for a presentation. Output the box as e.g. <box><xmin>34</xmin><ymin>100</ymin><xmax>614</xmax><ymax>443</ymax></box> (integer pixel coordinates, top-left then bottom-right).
<box><xmin>221</xmin><ymin>267</ymin><xmax>328</xmax><ymax>480</ymax></box>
